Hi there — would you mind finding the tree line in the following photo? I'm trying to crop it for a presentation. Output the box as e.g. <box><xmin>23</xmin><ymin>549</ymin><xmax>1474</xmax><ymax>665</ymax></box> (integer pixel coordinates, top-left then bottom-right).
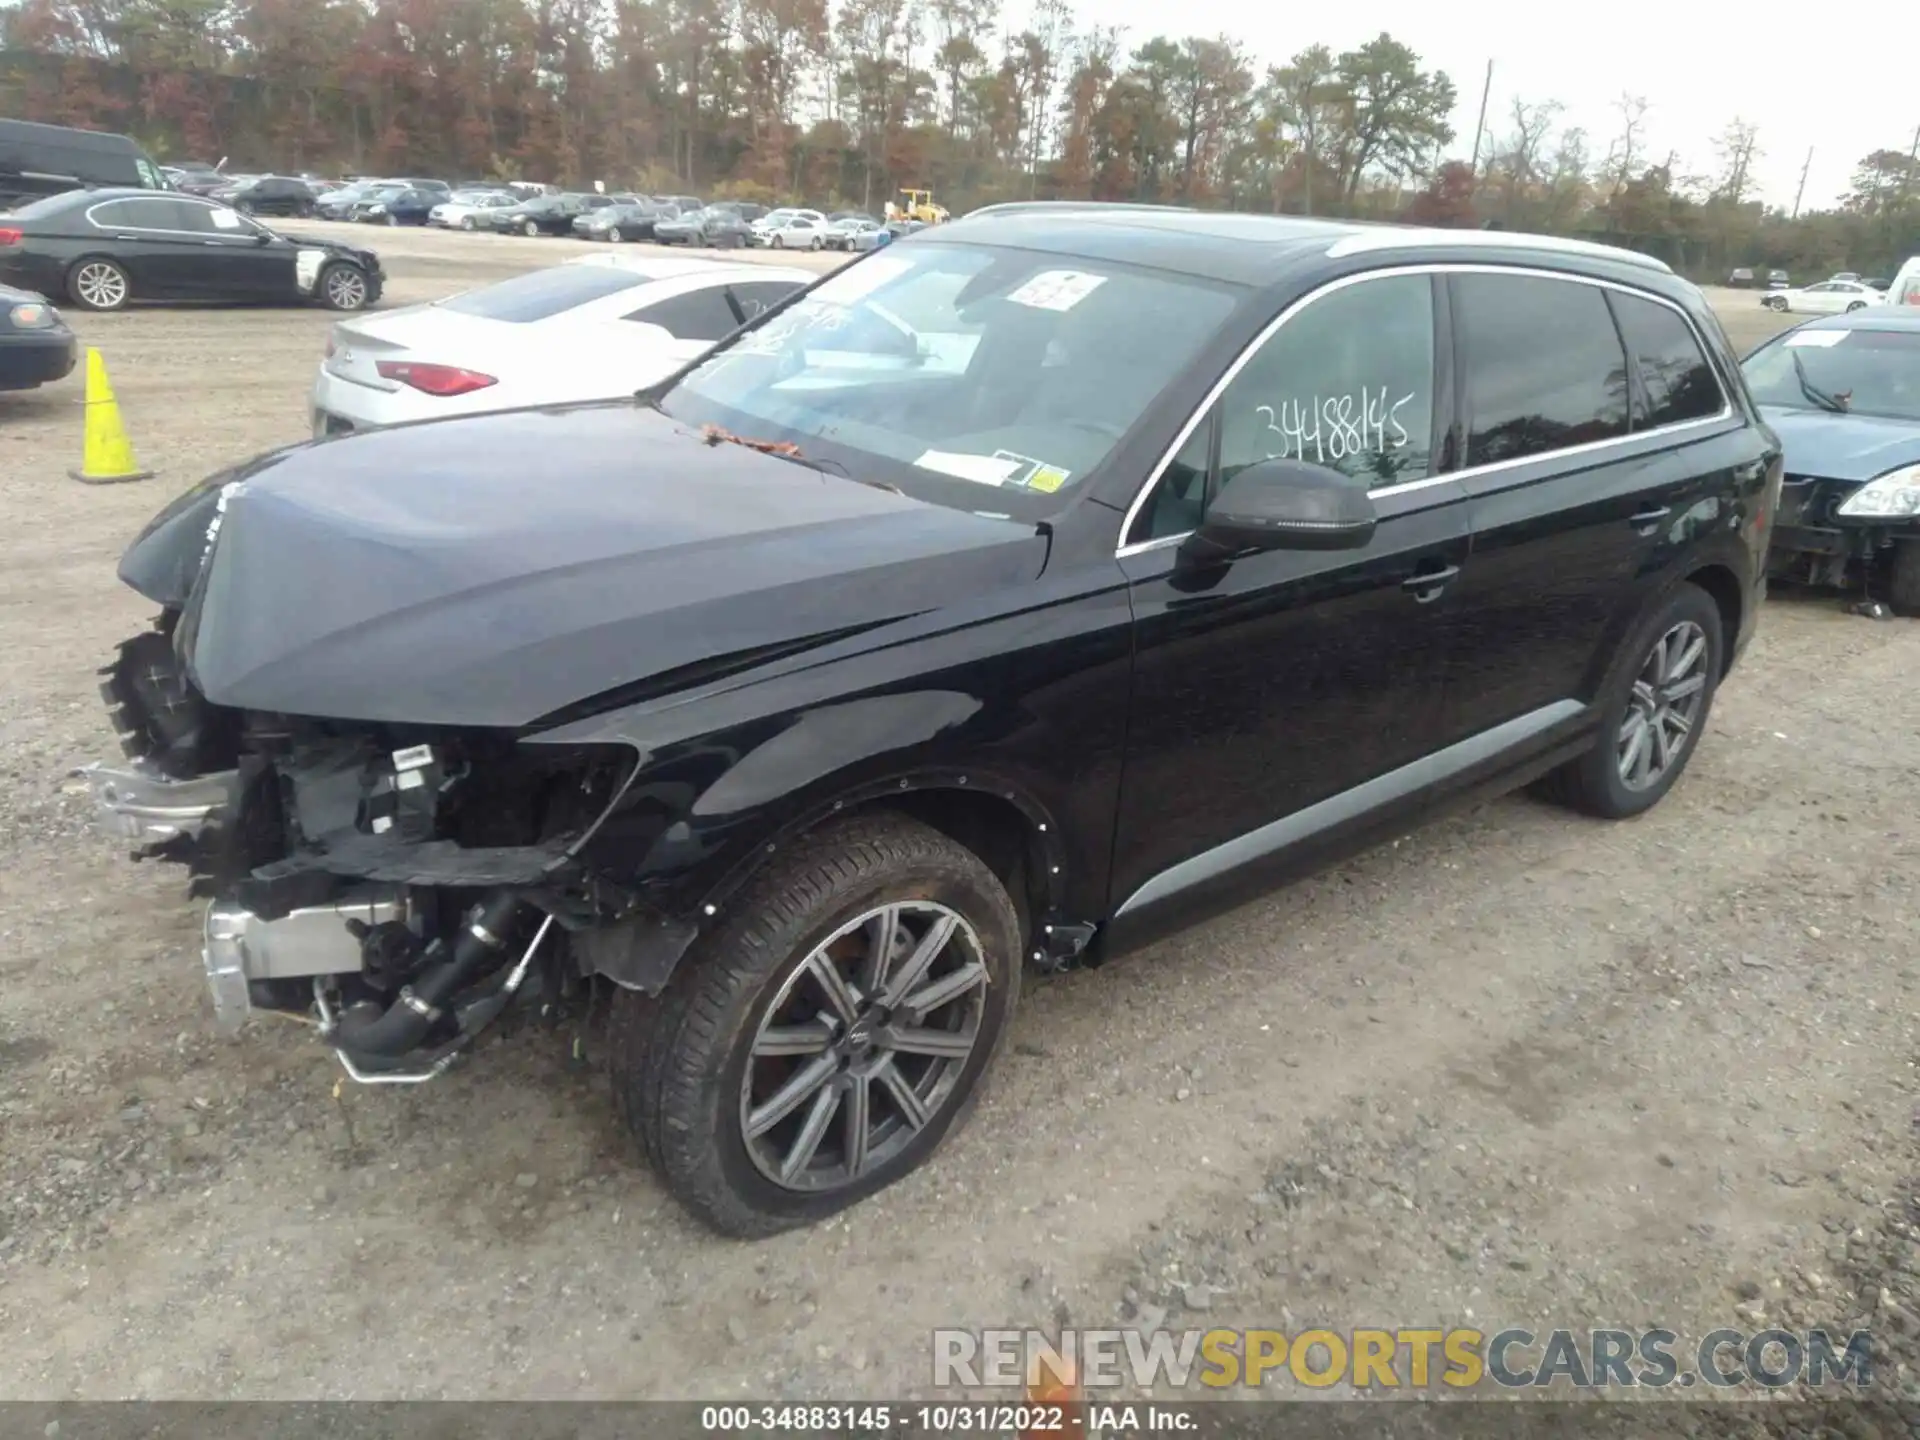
<box><xmin>5</xmin><ymin>0</ymin><xmax>1920</xmax><ymax>280</ymax></box>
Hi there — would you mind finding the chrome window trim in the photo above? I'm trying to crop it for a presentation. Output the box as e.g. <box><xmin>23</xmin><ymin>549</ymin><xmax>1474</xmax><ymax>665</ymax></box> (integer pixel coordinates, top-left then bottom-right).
<box><xmin>1324</xmin><ymin>227</ymin><xmax>1673</xmax><ymax>274</ymax></box>
<box><xmin>84</xmin><ymin>195</ymin><xmax>253</xmax><ymax>241</ymax></box>
<box><xmin>1115</xmin><ymin>262</ymin><xmax>1735</xmax><ymax>559</ymax></box>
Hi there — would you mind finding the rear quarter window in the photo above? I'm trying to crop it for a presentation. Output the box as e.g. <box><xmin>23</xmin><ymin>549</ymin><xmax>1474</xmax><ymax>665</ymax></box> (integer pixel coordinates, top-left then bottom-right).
<box><xmin>1454</xmin><ymin>273</ymin><xmax>1631</xmax><ymax>466</ymax></box>
<box><xmin>1606</xmin><ymin>291</ymin><xmax>1724</xmax><ymax>428</ymax></box>
<box><xmin>439</xmin><ymin>266</ymin><xmax>652</xmax><ymax>323</ymax></box>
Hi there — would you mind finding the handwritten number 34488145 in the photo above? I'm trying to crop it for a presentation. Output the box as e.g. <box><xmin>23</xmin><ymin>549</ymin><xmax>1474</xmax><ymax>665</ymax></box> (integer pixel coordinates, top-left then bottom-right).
<box><xmin>1255</xmin><ymin>389</ymin><xmax>1416</xmax><ymax>466</ymax></box>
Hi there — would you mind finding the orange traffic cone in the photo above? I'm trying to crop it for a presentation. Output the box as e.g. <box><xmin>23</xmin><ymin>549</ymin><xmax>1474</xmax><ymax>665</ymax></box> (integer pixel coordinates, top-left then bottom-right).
<box><xmin>69</xmin><ymin>347</ymin><xmax>154</xmax><ymax>485</ymax></box>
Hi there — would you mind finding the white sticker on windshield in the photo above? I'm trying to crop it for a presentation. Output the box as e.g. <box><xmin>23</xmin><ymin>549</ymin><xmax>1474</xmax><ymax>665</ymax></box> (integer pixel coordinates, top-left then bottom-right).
<box><xmin>812</xmin><ymin>255</ymin><xmax>913</xmax><ymax>306</ymax></box>
<box><xmin>1785</xmin><ymin>330</ymin><xmax>1848</xmax><ymax>348</ymax></box>
<box><xmin>210</xmin><ymin>208</ymin><xmax>243</xmax><ymax>230</ymax></box>
<box><xmin>914</xmin><ymin>450</ymin><xmax>1022</xmax><ymax>485</ymax></box>
<box><xmin>1007</xmin><ymin>270</ymin><xmax>1107</xmax><ymax>312</ymax></box>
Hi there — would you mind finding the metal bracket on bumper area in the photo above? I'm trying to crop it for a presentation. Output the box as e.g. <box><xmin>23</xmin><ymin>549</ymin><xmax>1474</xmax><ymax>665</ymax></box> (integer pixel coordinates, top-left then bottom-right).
<box><xmin>75</xmin><ymin>759</ymin><xmax>239</xmax><ymax>853</ymax></box>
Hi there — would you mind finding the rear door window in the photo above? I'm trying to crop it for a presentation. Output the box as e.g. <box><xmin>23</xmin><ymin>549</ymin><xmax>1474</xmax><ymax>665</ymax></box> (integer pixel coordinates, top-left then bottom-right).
<box><xmin>1453</xmin><ymin>273</ymin><xmax>1631</xmax><ymax>466</ymax></box>
<box><xmin>439</xmin><ymin>266</ymin><xmax>651</xmax><ymax>322</ymax></box>
<box><xmin>1605</xmin><ymin>291</ymin><xmax>1724</xmax><ymax>429</ymax></box>
<box><xmin>629</xmin><ymin>287</ymin><xmax>742</xmax><ymax>341</ymax></box>
<box><xmin>88</xmin><ymin>197</ymin><xmax>188</xmax><ymax>231</ymax></box>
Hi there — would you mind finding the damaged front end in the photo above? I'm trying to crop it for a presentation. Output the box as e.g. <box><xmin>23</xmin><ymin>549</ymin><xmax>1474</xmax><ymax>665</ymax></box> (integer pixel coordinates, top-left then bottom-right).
<box><xmin>84</xmin><ymin>611</ymin><xmax>639</xmax><ymax>1083</ymax></box>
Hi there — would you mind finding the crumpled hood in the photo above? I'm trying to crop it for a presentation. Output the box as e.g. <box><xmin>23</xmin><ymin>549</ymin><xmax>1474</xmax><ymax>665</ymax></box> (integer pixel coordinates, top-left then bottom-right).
<box><xmin>123</xmin><ymin>402</ymin><xmax>1044</xmax><ymax>728</ymax></box>
<box><xmin>1760</xmin><ymin>405</ymin><xmax>1920</xmax><ymax>483</ymax></box>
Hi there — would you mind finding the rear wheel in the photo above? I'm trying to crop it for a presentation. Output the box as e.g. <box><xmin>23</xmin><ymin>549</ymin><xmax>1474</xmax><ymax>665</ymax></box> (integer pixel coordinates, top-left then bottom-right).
<box><xmin>1847</xmin><ymin>300</ymin><xmax>1868</xmax><ymax>312</ymax></box>
<box><xmin>809</xmin><ymin>235</ymin><xmax>823</xmax><ymax>250</ymax></box>
<box><xmin>67</xmin><ymin>257</ymin><xmax>131</xmax><ymax>312</ymax></box>
<box><xmin>1537</xmin><ymin>583</ymin><xmax>1723</xmax><ymax>819</ymax></box>
<box><xmin>607</xmin><ymin>813</ymin><xmax>1021</xmax><ymax>1237</ymax></box>
<box><xmin>318</xmin><ymin>262</ymin><xmax>370</xmax><ymax>312</ymax></box>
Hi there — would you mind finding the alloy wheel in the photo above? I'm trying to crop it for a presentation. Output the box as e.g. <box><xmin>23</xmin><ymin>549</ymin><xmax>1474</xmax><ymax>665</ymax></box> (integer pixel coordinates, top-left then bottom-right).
<box><xmin>74</xmin><ymin>261</ymin><xmax>128</xmax><ymax>310</ymax></box>
<box><xmin>739</xmin><ymin>901</ymin><xmax>989</xmax><ymax>1193</ymax></box>
<box><xmin>1617</xmin><ymin>619</ymin><xmax>1708</xmax><ymax>791</ymax></box>
<box><xmin>324</xmin><ymin>266</ymin><xmax>368</xmax><ymax>310</ymax></box>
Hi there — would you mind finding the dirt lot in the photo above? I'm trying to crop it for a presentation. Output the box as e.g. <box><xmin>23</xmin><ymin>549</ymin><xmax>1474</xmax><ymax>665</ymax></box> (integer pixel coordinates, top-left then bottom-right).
<box><xmin>0</xmin><ymin>234</ymin><xmax>1916</xmax><ymax>1412</ymax></box>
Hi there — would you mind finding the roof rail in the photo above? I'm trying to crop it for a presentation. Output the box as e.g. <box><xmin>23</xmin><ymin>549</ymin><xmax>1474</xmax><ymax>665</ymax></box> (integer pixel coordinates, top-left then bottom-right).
<box><xmin>960</xmin><ymin>200</ymin><xmax>1198</xmax><ymax>219</ymax></box>
<box><xmin>1324</xmin><ymin>226</ymin><xmax>1672</xmax><ymax>274</ymax></box>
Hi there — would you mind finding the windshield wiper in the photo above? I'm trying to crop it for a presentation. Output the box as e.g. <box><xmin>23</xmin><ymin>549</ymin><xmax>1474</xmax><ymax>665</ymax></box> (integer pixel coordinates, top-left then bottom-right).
<box><xmin>1791</xmin><ymin>351</ymin><xmax>1851</xmax><ymax>414</ymax></box>
<box><xmin>700</xmin><ymin>423</ymin><xmax>803</xmax><ymax>458</ymax></box>
<box><xmin>699</xmin><ymin>423</ymin><xmax>902</xmax><ymax>493</ymax></box>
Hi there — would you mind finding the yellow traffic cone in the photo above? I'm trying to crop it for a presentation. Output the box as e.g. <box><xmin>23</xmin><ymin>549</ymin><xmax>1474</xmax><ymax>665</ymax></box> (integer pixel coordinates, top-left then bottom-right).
<box><xmin>69</xmin><ymin>347</ymin><xmax>154</xmax><ymax>485</ymax></box>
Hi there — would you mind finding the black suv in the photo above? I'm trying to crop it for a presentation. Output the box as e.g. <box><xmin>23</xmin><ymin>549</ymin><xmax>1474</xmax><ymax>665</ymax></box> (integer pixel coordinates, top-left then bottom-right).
<box><xmin>80</xmin><ymin>207</ymin><xmax>1780</xmax><ymax>1237</ymax></box>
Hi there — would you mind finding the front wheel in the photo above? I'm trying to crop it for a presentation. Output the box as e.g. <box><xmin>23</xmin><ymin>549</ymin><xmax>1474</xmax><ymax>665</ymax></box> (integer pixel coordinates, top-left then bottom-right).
<box><xmin>523</xmin><ymin>220</ymin><xmax>540</xmax><ymax>237</ymax></box>
<box><xmin>460</xmin><ymin>216</ymin><xmax>476</xmax><ymax>231</ymax></box>
<box><xmin>386</xmin><ymin>212</ymin><xmax>399</xmax><ymax>226</ymax></box>
<box><xmin>609</xmin><ymin>226</ymin><xmax>625</xmax><ymax>243</ymax></box>
<box><xmin>607</xmin><ymin>813</ymin><xmax>1021</xmax><ymax>1237</ymax></box>
<box><xmin>318</xmin><ymin>262</ymin><xmax>371</xmax><ymax>312</ymax></box>
<box><xmin>1537</xmin><ymin>583</ymin><xmax>1723</xmax><ymax>819</ymax></box>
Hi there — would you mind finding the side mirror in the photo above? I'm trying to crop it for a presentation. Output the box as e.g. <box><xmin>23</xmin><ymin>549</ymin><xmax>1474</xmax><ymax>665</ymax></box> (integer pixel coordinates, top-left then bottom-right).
<box><xmin>1178</xmin><ymin>459</ymin><xmax>1378</xmax><ymax>564</ymax></box>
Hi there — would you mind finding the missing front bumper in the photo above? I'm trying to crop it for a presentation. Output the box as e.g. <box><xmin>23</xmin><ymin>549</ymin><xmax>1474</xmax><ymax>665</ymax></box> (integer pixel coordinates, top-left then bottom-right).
<box><xmin>77</xmin><ymin>759</ymin><xmax>239</xmax><ymax>852</ymax></box>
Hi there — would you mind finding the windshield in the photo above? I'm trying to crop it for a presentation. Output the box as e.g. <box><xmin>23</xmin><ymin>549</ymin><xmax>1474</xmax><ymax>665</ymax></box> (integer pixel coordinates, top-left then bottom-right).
<box><xmin>657</xmin><ymin>240</ymin><xmax>1242</xmax><ymax>515</ymax></box>
<box><xmin>1743</xmin><ymin>327</ymin><xmax>1920</xmax><ymax>422</ymax></box>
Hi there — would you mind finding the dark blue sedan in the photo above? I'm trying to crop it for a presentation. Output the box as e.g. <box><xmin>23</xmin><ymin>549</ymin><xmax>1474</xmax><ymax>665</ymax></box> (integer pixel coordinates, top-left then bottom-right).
<box><xmin>0</xmin><ymin>283</ymin><xmax>76</xmax><ymax>391</ymax></box>
<box><xmin>1742</xmin><ymin>308</ymin><xmax>1920</xmax><ymax>613</ymax></box>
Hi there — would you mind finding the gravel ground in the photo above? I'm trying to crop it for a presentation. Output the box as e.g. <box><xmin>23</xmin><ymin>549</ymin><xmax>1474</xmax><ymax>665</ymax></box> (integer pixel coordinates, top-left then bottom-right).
<box><xmin>0</xmin><ymin>237</ymin><xmax>1914</xmax><ymax>1423</ymax></box>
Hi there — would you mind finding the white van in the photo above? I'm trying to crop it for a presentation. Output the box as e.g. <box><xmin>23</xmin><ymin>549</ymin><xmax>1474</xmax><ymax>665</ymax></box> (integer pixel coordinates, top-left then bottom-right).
<box><xmin>1888</xmin><ymin>256</ymin><xmax>1920</xmax><ymax>307</ymax></box>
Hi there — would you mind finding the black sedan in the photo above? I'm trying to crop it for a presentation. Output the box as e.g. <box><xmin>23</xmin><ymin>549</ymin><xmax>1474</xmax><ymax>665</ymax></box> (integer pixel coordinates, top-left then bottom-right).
<box><xmin>352</xmin><ymin>187</ymin><xmax>439</xmax><ymax>226</ymax></box>
<box><xmin>0</xmin><ymin>283</ymin><xmax>76</xmax><ymax>390</ymax></box>
<box><xmin>0</xmin><ymin>189</ymin><xmax>383</xmax><ymax>312</ymax></box>
<box><xmin>571</xmin><ymin>200</ymin><xmax>676</xmax><ymax>242</ymax></box>
<box><xmin>486</xmin><ymin>193</ymin><xmax>607</xmax><ymax>236</ymax></box>
<box><xmin>213</xmin><ymin>175</ymin><xmax>319</xmax><ymax>218</ymax></box>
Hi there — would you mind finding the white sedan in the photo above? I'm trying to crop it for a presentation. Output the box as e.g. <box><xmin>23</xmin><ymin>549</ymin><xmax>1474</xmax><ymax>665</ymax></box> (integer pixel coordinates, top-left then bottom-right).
<box><xmin>1762</xmin><ymin>279</ymin><xmax>1885</xmax><ymax>315</ymax></box>
<box><xmin>309</xmin><ymin>255</ymin><xmax>812</xmax><ymax>434</ymax></box>
<box><xmin>755</xmin><ymin>212</ymin><xmax>831</xmax><ymax>250</ymax></box>
<box><xmin>428</xmin><ymin>190</ymin><xmax>519</xmax><ymax>229</ymax></box>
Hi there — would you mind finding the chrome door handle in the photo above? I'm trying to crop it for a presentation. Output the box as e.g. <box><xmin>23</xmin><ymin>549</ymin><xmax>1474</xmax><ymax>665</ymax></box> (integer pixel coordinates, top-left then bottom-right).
<box><xmin>1402</xmin><ymin>564</ymin><xmax>1460</xmax><ymax>602</ymax></box>
<box><xmin>1630</xmin><ymin>505</ymin><xmax>1671</xmax><ymax>534</ymax></box>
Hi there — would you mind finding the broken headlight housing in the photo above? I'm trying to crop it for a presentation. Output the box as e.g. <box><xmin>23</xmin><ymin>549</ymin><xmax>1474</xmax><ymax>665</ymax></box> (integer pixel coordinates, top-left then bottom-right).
<box><xmin>1836</xmin><ymin>463</ymin><xmax>1920</xmax><ymax>520</ymax></box>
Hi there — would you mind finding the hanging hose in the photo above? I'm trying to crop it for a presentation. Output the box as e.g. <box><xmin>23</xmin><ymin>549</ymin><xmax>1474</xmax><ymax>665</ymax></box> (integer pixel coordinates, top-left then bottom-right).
<box><xmin>331</xmin><ymin>889</ymin><xmax>525</xmax><ymax>1063</ymax></box>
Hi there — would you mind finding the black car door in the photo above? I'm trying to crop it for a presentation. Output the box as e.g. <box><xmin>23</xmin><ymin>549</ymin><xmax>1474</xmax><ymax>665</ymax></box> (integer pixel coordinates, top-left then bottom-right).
<box><xmin>83</xmin><ymin>196</ymin><xmax>218</xmax><ymax>298</ymax></box>
<box><xmin>166</xmin><ymin>198</ymin><xmax>292</xmax><ymax>299</ymax></box>
<box><xmin>1434</xmin><ymin>269</ymin><xmax>1754</xmax><ymax>745</ymax></box>
<box><xmin>1109</xmin><ymin>271</ymin><xmax>1474</xmax><ymax>929</ymax></box>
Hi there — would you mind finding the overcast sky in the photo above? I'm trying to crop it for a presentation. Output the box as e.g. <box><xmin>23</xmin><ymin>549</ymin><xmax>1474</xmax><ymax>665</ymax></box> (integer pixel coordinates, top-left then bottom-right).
<box><xmin>1047</xmin><ymin>0</ymin><xmax>1910</xmax><ymax>212</ymax></box>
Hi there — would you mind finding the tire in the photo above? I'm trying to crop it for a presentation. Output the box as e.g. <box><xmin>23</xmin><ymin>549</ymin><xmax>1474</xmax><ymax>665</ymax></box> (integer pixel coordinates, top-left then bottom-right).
<box><xmin>1536</xmin><ymin>582</ymin><xmax>1724</xmax><ymax>819</ymax></box>
<box><xmin>386</xmin><ymin>212</ymin><xmax>399</xmax><ymax>226</ymax></box>
<box><xmin>318</xmin><ymin>262</ymin><xmax>371</xmax><ymax>312</ymax></box>
<box><xmin>607</xmin><ymin>812</ymin><xmax>1021</xmax><ymax>1237</ymax></box>
<box><xmin>1888</xmin><ymin>540</ymin><xmax>1920</xmax><ymax>617</ymax></box>
<box><xmin>460</xmin><ymin>216</ymin><xmax>476</xmax><ymax>231</ymax></box>
<box><xmin>609</xmin><ymin>227</ymin><xmax>625</xmax><ymax>243</ymax></box>
<box><xmin>1847</xmin><ymin>301</ymin><xmax>1867</xmax><ymax>312</ymax></box>
<box><xmin>523</xmin><ymin>220</ymin><xmax>540</xmax><ymax>237</ymax></box>
<box><xmin>67</xmin><ymin>256</ymin><xmax>131</xmax><ymax>312</ymax></box>
<box><xmin>772</xmin><ymin>233</ymin><xmax>785</xmax><ymax>249</ymax></box>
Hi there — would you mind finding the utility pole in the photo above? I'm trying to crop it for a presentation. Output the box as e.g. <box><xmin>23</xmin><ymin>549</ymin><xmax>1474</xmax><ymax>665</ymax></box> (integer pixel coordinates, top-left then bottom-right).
<box><xmin>1791</xmin><ymin>146</ymin><xmax>1813</xmax><ymax>219</ymax></box>
<box><xmin>1467</xmin><ymin>59</ymin><xmax>1493</xmax><ymax>182</ymax></box>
